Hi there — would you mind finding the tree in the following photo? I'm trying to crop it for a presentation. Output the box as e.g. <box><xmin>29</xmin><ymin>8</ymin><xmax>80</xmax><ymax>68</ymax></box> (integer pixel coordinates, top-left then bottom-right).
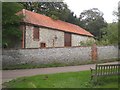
<box><xmin>19</xmin><ymin>2</ymin><xmax>39</xmax><ymax>12</ymax></box>
<box><xmin>2</xmin><ymin>2</ymin><xmax>23</xmax><ymax>48</ymax></box>
<box><xmin>20</xmin><ymin>2</ymin><xmax>70</xmax><ymax>21</ymax></box>
<box><xmin>101</xmin><ymin>23</ymin><xmax>118</xmax><ymax>45</ymax></box>
<box><xmin>79</xmin><ymin>8</ymin><xmax>107</xmax><ymax>40</ymax></box>
<box><xmin>118</xmin><ymin>1</ymin><xmax>120</xmax><ymax>48</ymax></box>
<box><xmin>20</xmin><ymin>2</ymin><xmax>81</xmax><ymax>26</ymax></box>
<box><xmin>112</xmin><ymin>1</ymin><xmax>120</xmax><ymax>22</ymax></box>
<box><xmin>112</xmin><ymin>9</ymin><xmax>119</xmax><ymax>22</ymax></box>
<box><xmin>112</xmin><ymin>1</ymin><xmax>120</xmax><ymax>47</ymax></box>
<box><xmin>66</xmin><ymin>12</ymin><xmax>81</xmax><ymax>26</ymax></box>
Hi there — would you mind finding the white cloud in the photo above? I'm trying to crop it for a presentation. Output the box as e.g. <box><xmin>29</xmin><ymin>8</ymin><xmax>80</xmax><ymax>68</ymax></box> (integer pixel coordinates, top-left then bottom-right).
<box><xmin>64</xmin><ymin>0</ymin><xmax>119</xmax><ymax>23</ymax></box>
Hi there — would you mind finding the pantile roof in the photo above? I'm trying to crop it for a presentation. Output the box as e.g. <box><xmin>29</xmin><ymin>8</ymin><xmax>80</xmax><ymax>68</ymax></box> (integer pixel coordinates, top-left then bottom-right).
<box><xmin>17</xmin><ymin>9</ymin><xmax>93</xmax><ymax>37</ymax></box>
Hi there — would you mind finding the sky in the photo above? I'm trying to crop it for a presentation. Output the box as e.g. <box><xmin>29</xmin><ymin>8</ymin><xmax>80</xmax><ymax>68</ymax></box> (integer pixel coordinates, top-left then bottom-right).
<box><xmin>64</xmin><ymin>0</ymin><xmax>120</xmax><ymax>23</ymax></box>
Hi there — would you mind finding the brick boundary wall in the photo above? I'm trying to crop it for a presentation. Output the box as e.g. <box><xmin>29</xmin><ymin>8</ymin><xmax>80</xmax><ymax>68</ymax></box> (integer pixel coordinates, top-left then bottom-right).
<box><xmin>2</xmin><ymin>45</ymin><xmax>118</xmax><ymax>67</ymax></box>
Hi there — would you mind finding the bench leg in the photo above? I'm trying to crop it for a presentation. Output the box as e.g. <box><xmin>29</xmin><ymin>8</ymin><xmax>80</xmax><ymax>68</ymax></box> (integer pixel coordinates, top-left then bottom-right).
<box><xmin>95</xmin><ymin>76</ymin><xmax>98</xmax><ymax>84</ymax></box>
<box><xmin>91</xmin><ymin>75</ymin><xmax>93</xmax><ymax>81</ymax></box>
<box><xmin>91</xmin><ymin>75</ymin><xmax>98</xmax><ymax>85</ymax></box>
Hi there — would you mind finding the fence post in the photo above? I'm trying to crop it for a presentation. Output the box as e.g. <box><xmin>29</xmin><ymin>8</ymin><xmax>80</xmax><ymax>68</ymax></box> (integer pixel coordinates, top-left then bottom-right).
<box><xmin>91</xmin><ymin>44</ymin><xmax>98</xmax><ymax>63</ymax></box>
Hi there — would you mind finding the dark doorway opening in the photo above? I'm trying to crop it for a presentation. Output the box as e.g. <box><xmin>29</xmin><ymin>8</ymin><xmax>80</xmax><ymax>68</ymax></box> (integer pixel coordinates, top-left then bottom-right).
<box><xmin>64</xmin><ymin>32</ymin><xmax>71</xmax><ymax>47</ymax></box>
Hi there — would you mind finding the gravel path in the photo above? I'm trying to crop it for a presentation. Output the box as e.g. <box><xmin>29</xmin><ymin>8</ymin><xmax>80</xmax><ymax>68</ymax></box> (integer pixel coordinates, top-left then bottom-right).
<box><xmin>2</xmin><ymin>61</ymin><xmax>118</xmax><ymax>83</ymax></box>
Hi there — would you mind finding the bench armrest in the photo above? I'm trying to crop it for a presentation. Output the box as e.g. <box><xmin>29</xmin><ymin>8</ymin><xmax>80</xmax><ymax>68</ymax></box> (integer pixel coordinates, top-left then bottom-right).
<box><xmin>90</xmin><ymin>67</ymin><xmax>95</xmax><ymax>74</ymax></box>
<box><xmin>90</xmin><ymin>67</ymin><xmax>95</xmax><ymax>71</ymax></box>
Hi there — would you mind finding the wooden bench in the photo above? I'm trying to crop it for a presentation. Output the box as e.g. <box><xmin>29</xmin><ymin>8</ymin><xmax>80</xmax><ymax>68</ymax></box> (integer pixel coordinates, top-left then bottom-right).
<box><xmin>90</xmin><ymin>63</ymin><xmax>120</xmax><ymax>83</ymax></box>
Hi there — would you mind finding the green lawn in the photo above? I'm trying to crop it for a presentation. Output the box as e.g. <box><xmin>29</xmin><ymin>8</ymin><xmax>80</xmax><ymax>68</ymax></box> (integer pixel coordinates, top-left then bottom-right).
<box><xmin>3</xmin><ymin>70</ymin><xmax>119</xmax><ymax>88</ymax></box>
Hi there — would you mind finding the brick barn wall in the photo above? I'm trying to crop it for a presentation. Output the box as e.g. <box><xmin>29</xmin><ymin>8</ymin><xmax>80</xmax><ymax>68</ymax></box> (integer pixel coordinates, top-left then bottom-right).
<box><xmin>40</xmin><ymin>28</ymin><xmax>64</xmax><ymax>47</ymax></box>
<box><xmin>25</xmin><ymin>25</ymin><xmax>94</xmax><ymax>48</ymax></box>
<box><xmin>25</xmin><ymin>25</ymin><xmax>65</xmax><ymax>48</ymax></box>
<box><xmin>25</xmin><ymin>25</ymin><xmax>40</xmax><ymax>48</ymax></box>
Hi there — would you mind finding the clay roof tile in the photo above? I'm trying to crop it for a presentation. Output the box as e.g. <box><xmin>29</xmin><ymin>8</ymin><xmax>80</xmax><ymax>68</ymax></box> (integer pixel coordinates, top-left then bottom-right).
<box><xmin>18</xmin><ymin>9</ymin><xmax>94</xmax><ymax>37</ymax></box>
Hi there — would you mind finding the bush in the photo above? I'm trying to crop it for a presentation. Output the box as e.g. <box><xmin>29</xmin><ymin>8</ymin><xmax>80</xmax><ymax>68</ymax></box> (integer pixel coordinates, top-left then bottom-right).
<box><xmin>79</xmin><ymin>39</ymin><xmax>117</xmax><ymax>47</ymax></box>
<box><xmin>79</xmin><ymin>40</ymin><xmax>95</xmax><ymax>46</ymax></box>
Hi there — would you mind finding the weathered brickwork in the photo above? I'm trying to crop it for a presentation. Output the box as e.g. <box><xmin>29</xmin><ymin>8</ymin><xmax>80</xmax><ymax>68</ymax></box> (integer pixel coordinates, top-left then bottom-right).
<box><xmin>40</xmin><ymin>28</ymin><xmax>64</xmax><ymax>47</ymax></box>
<box><xmin>25</xmin><ymin>25</ymin><xmax>40</xmax><ymax>48</ymax></box>
<box><xmin>2</xmin><ymin>46</ymin><xmax>118</xmax><ymax>67</ymax></box>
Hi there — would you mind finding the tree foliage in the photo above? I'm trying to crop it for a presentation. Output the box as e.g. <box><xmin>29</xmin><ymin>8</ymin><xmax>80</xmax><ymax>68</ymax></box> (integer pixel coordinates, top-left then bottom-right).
<box><xmin>112</xmin><ymin>1</ymin><xmax>120</xmax><ymax>46</ymax></box>
<box><xmin>100</xmin><ymin>22</ymin><xmax>118</xmax><ymax>45</ymax></box>
<box><xmin>79</xmin><ymin>8</ymin><xmax>107</xmax><ymax>40</ymax></box>
<box><xmin>2</xmin><ymin>2</ymin><xmax>23</xmax><ymax>48</ymax></box>
<box><xmin>20</xmin><ymin>2</ymin><xmax>81</xmax><ymax>26</ymax></box>
<box><xmin>2</xmin><ymin>2</ymin><xmax>82</xmax><ymax>48</ymax></box>
<box><xmin>118</xmin><ymin>2</ymin><xmax>120</xmax><ymax>48</ymax></box>
<box><xmin>20</xmin><ymin>2</ymin><xmax>69</xmax><ymax>20</ymax></box>
<box><xmin>66</xmin><ymin>12</ymin><xmax>81</xmax><ymax>26</ymax></box>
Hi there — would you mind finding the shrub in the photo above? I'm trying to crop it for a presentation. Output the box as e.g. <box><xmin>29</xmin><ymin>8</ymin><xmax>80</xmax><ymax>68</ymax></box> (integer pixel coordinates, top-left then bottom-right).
<box><xmin>79</xmin><ymin>40</ymin><xmax>95</xmax><ymax>46</ymax></box>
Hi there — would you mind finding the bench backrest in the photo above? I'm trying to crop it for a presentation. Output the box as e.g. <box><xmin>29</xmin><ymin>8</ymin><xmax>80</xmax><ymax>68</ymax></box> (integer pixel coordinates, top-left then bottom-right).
<box><xmin>95</xmin><ymin>64</ymin><xmax>120</xmax><ymax>76</ymax></box>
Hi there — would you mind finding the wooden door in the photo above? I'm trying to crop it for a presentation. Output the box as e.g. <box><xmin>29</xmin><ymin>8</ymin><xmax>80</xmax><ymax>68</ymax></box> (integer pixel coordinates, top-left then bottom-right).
<box><xmin>64</xmin><ymin>32</ymin><xmax>71</xmax><ymax>47</ymax></box>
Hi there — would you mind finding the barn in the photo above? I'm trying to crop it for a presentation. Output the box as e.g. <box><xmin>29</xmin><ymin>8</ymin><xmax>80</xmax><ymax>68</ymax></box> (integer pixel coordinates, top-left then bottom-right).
<box><xmin>18</xmin><ymin>9</ymin><xmax>94</xmax><ymax>48</ymax></box>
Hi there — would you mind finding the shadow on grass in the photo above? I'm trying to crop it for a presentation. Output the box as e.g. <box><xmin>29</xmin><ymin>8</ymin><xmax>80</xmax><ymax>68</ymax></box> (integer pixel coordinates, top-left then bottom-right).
<box><xmin>92</xmin><ymin>75</ymin><xmax>119</xmax><ymax>88</ymax></box>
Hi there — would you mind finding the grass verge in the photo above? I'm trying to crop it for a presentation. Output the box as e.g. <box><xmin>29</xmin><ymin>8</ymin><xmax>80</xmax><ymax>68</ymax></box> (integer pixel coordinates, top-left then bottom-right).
<box><xmin>3</xmin><ymin>70</ymin><xmax>119</xmax><ymax>88</ymax></box>
<box><xmin>2</xmin><ymin>58</ymin><xmax>119</xmax><ymax>70</ymax></box>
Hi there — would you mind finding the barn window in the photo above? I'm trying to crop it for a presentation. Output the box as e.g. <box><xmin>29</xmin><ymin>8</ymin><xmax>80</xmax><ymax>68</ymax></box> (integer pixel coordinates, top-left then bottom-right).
<box><xmin>33</xmin><ymin>26</ymin><xmax>39</xmax><ymax>40</ymax></box>
<box><xmin>40</xmin><ymin>43</ymin><xmax>46</xmax><ymax>48</ymax></box>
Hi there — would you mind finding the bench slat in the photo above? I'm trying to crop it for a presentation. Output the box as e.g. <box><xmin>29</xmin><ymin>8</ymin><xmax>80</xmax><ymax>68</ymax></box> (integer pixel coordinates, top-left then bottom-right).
<box><xmin>90</xmin><ymin>64</ymin><xmax>120</xmax><ymax>82</ymax></box>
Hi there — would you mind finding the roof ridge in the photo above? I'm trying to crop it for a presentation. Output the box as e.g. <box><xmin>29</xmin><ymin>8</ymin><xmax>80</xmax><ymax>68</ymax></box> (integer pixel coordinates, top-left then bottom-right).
<box><xmin>23</xmin><ymin>9</ymin><xmax>82</xmax><ymax>28</ymax></box>
<box><xmin>23</xmin><ymin>9</ymin><xmax>52</xmax><ymax>20</ymax></box>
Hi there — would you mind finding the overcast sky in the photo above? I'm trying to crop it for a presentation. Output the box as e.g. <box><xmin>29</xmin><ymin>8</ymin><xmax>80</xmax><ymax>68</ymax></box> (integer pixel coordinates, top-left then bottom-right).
<box><xmin>64</xmin><ymin>0</ymin><xmax>119</xmax><ymax>23</ymax></box>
